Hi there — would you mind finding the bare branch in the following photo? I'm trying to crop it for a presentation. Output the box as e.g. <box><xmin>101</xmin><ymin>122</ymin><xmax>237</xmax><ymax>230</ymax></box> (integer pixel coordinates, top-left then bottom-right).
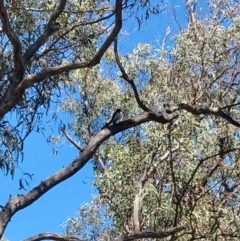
<box><xmin>60</xmin><ymin>125</ymin><xmax>83</xmax><ymax>152</ymax></box>
<box><xmin>161</xmin><ymin>26</ymin><xmax>171</xmax><ymax>51</ymax></box>
<box><xmin>0</xmin><ymin>0</ymin><xmax>24</xmax><ymax>81</ymax></box>
<box><xmin>168</xmin><ymin>123</ymin><xmax>179</xmax><ymax>227</ymax></box>
<box><xmin>94</xmin><ymin>155</ymin><xmax>108</xmax><ymax>171</ymax></box>
<box><xmin>23</xmin><ymin>227</ymin><xmax>186</xmax><ymax>241</ymax></box>
<box><xmin>221</xmin><ymin>101</ymin><xmax>240</xmax><ymax>111</ymax></box>
<box><xmin>114</xmin><ymin>227</ymin><xmax>186</xmax><ymax>241</ymax></box>
<box><xmin>133</xmin><ymin>193</ymin><xmax>140</xmax><ymax>233</ymax></box>
<box><xmin>18</xmin><ymin>62</ymin><xmax>102</xmax><ymax>89</ymax></box>
<box><xmin>114</xmin><ymin>38</ymin><xmax>150</xmax><ymax>112</ymax></box>
<box><xmin>23</xmin><ymin>233</ymin><xmax>82</xmax><ymax>241</ymax></box>
<box><xmin>0</xmin><ymin>111</ymin><xmax>178</xmax><ymax>235</ymax></box>
<box><xmin>179</xmin><ymin>103</ymin><xmax>240</xmax><ymax>127</ymax></box>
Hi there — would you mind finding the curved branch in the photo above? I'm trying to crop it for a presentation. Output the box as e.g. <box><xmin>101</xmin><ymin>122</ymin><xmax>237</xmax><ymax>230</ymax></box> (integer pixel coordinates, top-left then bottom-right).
<box><xmin>0</xmin><ymin>0</ymin><xmax>24</xmax><ymax>81</ymax></box>
<box><xmin>0</xmin><ymin>111</ymin><xmax>178</xmax><ymax>236</ymax></box>
<box><xmin>114</xmin><ymin>38</ymin><xmax>150</xmax><ymax>112</ymax></box>
<box><xmin>114</xmin><ymin>226</ymin><xmax>186</xmax><ymax>241</ymax></box>
<box><xmin>23</xmin><ymin>227</ymin><xmax>186</xmax><ymax>241</ymax></box>
<box><xmin>179</xmin><ymin>103</ymin><xmax>240</xmax><ymax>127</ymax></box>
<box><xmin>0</xmin><ymin>0</ymin><xmax>123</xmax><ymax>119</ymax></box>
<box><xmin>18</xmin><ymin>61</ymin><xmax>104</xmax><ymax>89</ymax></box>
<box><xmin>23</xmin><ymin>233</ymin><xmax>82</xmax><ymax>241</ymax></box>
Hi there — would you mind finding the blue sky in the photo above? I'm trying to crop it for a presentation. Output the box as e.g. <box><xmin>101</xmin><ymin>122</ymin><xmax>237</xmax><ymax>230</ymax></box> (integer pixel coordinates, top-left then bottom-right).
<box><xmin>0</xmin><ymin>129</ymin><xmax>96</xmax><ymax>240</ymax></box>
<box><xmin>0</xmin><ymin>1</ymin><xmax>188</xmax><ymax>240</ymax></box>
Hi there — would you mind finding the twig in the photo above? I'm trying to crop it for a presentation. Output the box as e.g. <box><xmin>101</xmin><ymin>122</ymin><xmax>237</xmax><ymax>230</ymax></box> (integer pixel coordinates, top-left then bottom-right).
<box><xmin>60</xmin><ymin>125</ymin><xmax>83</xmax><ymax>152</ymax></box>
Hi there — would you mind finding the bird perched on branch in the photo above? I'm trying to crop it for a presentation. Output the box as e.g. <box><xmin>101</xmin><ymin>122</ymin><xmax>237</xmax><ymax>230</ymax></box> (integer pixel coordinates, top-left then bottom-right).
<box><xmin>39</xmin><ymin>58</ymin><xmax>48</xmax><ymax>69</ymax></box>
<box><xmin>102</xmin><ymin>109</ymin><xmax>122</xmax><ymax>129</ymax></box>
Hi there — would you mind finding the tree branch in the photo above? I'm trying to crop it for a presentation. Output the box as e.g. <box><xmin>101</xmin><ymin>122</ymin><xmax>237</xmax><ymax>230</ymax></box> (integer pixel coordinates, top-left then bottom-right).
<box><xmin>114</xmin><ymin>38</ymin><xmax>150</xmax><ymax>112</ymax></box>
<box><xmin>60</xmin><ymin>125</ymin><xmax>83</xmax><ymax>152</ymax></box>
<box><xmin>114</xmin><ymin>226</ymin><xmax>186</xmax><ymax>241</ymax></box>
<box><xmin>0</xmin><ymin>0</ymin><xmax>24</xmax><ymax>81</ymax></box>
<box><xmin>90</xmin><ymin>0</ymin><xmax>123</xmax><ymax>66</ymax></box>
<box><xmin>0</xmin><ymin>0</ymin><xmax>123</xmax><ymax>119</ymax></box>
<box><xmin>23</xmin><ymin>233</ymin><xmax>82</xmax><ymax>241</ymax></box>
<box><xmin>0</xmin><ymin>112</ymin><xmax>178</xmax><ymax>236</ymax></box>
<box><xmin>132</xmin><ymin>144</ymin><xmax>179</xmax><ymax>235</ymax></box>
<box><xmin>133</xmin><ymin>193</ymin><xmax>140</xmax><ymax>233</ymax></box>
<box><xmin>179</xmin><ymin>103</ymin><xmax>240</xmax><ymax>127</ymax></box>
<box><xmin>180</xmin><ymin>147</ymin><xmax>240</xmax><ymax>201</ymax></box>
<box><xmin>23</xmin><ymin>0</ymin><xmax>67</xmax><ymax>64</ymax></box>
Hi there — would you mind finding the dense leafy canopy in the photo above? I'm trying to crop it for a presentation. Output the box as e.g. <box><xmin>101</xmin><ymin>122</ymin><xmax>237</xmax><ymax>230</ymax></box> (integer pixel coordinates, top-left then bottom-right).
<box><xmin>65</xmin><ymin>1</ymin><xmax>240</xmax><ymax>240</ymax></box>
<box><xmin>0</xmin><ymin>0</ymin><xmax>240</xmax><ymax>240</ymax></box>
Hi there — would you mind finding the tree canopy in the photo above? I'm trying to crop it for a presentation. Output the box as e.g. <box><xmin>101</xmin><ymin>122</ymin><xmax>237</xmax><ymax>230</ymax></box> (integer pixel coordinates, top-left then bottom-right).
<box><xmin>0</xmin><ymin>0</ymin><xmax>240</xmax><ymax>240</ymax></box>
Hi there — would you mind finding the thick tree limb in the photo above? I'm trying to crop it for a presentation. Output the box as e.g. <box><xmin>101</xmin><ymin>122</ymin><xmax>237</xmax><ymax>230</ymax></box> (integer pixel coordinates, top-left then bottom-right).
<box><xmin>48</xmin><ymin>0</ymin><xmax>66</xmax><ymax>23</ymax></box>
<box><xmin>18</xmin><ymin>62</ymin><xmax>105</xmax><ymax>89</ymax></box>
<box><xmin>23</xmin><ymin>227</ymin><xmax>186</xmax><ymax>241</ymax></box>
<box><xmin>114</xmin><ymin>227</ymin><xmax>186</xmax><ymax>241</ymax></box>
<box><xmin>0</xmin><ymin>111</ymin><xmax>177</xmax><ymax>236</ymax></box>
<box><xmin>0</xmin><ymin>0</ymin><xmax>24</xmax><ymax>81</ymax></box>
<box><xmin>23</xmin><ymin>233</ymin><xmax>82</xmax><ymax>241</ymax></box>
<box><xmin>90</xmin><ymin>0</ymin><xmax>122</xmax><ymax>66</ymax></box>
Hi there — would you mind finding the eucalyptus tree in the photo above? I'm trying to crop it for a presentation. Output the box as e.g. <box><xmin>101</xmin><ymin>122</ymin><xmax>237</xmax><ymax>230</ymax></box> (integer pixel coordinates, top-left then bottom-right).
<box><xmin>64</xmin><ymin>1</ymin><xmax>240</xmax><ymax>240</ymax></box>
<box><xmin>0</xmin><ymin>0</ymin><xmax>124</xmax><ymax>237</ymax></box>
<box><xmin>0</xmin><ymin>0</ymin><xmax>174</xmax><ymax>239</ymax></box>
<box><xmin>1</xmin><ymin>0</ymin><xmax>240</xmax><ymax>241</ymax></box>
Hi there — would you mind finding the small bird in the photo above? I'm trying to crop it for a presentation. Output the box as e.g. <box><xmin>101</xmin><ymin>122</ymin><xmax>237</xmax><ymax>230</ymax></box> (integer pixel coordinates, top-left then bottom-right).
<box><xmin>39</xmin><ymin>58</ymin><xmax>48</xmax><ymax>69</ymax></box>
<box><xmin>102</xmin><ymin>109</ymin><xmax>122</xmax><ymax>129</ymax></box>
